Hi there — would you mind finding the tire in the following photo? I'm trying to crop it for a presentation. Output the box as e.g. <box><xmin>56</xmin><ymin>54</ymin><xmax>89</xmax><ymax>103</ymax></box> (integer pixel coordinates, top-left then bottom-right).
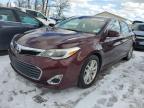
<box><xmin>124</xmin><ymin>47</ymin><xmax>133</xmax><ymax>61</ymax></box>
<box><xmin>78</xmin><ymin>55</ymin><xmax>100</xmax><ymax>88</ymax></box>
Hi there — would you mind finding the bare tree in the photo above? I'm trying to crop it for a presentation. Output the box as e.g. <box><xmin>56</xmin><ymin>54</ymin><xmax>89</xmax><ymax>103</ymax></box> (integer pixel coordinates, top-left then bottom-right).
<box><xmin>40</xmin><ymin>0</ymin><xmax>50</xmax><ymax>15</ymax></box>
<box><xmin>15</xmin><ymin>0</ymin><xmax>22</xmax><ymax>7</ymax></box>
<box><xmin>15</xmin><ymin>0</ymin><xmax>26</xmax><ymax>7</ymax></box>
<box><xmin>27</xmin><ymin>0</ymin><xmax>31</xmax><ymax>9</ymax></box>
<box><xmin>44</xmin><ymin>0</ymin><xmax>49</xmax><ymax>15</ymax></box>
<box><xmin>34</xmin><ymin>0</ymin><xmax>38</xmax><ymax>10</ymax></box>
<box><xmin>52</xmin><ymin>0</ymin><xmax>70</xmax><ymax>18</ymax></box>
<box><xmin>41</xmin><ymin>0</ymin><xmax>45</xmax><ymax>13</ymax></box>
<box><xmin>7</xmin><ymin>0</ymin><xmax>12</xmax><ymax>7</ymax></box>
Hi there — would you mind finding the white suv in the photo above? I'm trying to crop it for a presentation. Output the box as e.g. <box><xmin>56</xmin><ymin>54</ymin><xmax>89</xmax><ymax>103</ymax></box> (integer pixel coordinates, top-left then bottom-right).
<box><xmin>14</xmin><ymin>7</ymin><xmax>56</xmax><ymax>26</ymax></box>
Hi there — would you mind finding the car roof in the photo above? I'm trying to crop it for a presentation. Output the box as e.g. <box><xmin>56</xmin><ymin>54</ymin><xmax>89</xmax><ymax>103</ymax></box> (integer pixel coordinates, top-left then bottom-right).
<box><xmin>13</xmin><ymin>7</ymin><xmax>44</xmax><ymax>14</ymax></box>
<box><xmin>0</xmin><ymin>7</ymin><xmax>16</xmax><ymax>10</ymax></box>
<box><xmin>0</xmin><ymin>7</ymin><xmax>25</xmax><ymax>12</ymax></box>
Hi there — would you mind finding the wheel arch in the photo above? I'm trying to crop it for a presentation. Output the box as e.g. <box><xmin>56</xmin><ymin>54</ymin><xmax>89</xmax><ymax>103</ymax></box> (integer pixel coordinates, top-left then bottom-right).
<box><xmin>86</xmin><ymin>51</ymin><xmax>103</xmax><ymax>70</ymax></box>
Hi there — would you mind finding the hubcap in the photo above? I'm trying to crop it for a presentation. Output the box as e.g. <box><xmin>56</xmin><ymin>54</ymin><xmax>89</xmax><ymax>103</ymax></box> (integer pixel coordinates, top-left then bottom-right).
<box><xmin>83</xmin><ymin>60</ymin><xmax>98</xmax><ymax>85</ymax></box>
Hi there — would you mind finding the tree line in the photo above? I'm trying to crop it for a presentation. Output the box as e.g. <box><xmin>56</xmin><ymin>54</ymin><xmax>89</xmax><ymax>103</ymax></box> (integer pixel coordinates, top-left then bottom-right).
<box><xmin>1</xmin><ymin>0</ymin><xmax>70</xmax><ymax>18</ymax></box>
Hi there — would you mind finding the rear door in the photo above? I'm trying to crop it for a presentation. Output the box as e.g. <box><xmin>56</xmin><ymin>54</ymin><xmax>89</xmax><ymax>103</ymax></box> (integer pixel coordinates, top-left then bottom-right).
<box><xmin>119</xmin><ymin>21</ymin><xmax>133</xmax><ymax>56</ymax></box>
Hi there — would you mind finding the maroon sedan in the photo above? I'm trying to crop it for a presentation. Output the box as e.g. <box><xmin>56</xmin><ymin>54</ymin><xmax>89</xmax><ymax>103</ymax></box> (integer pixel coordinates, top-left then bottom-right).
<box><xmin>9</xmin><ymin>16</ymin><xmax>134</xmax><ymax>89</ymax></box>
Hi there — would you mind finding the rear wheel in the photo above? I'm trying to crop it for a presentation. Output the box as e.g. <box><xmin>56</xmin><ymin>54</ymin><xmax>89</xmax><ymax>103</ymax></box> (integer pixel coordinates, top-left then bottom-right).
<box><xmin>124</xmin><ymin>47</ymin><xmax>133</xmax><ymax>60</ymax></box>
<box><xmin>78</xmin><ymin>55</ymin><xmax>100</xmax><ymax>88</ymax></box>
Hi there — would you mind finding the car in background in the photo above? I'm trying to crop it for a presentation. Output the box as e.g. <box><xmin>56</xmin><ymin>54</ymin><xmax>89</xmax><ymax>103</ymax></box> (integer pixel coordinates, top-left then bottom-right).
<box><xmin>14</xmin><ymin>7</ymin><xmax>56</xmax><ymax>25</ymax></box>
<box><xmin>50</xmin><ymin>17</ymin><xmax>66</xmax><ymax>23</ymax></box>
<box><xmin>133</xmin><ymin>23</ymin><xmax>144</xmax><ymax>49</ymax></box>
<box><xmin>132</xmin><ymin>20</ymin><xmax>143</xmax><ymax>24</ymax></box>
<box><xmin>0</xmin><ymin>7</ymin><xmax>44</xmax><ymax>51</ymax></box>
<box><xmin>9</xmin><ymin>16</ymin><xmax>134</xmax><ymax>89</ymax></box>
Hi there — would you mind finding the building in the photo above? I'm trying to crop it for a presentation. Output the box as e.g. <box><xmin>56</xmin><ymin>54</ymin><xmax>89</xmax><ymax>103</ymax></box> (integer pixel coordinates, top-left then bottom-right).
<box><xmin>95</xmin><ymin>11</ymin><xmax>132</xmax><ymax>24</ymax></box>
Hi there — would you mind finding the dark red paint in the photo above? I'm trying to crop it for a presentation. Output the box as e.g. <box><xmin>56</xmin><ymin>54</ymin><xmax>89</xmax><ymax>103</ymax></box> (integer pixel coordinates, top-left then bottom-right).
<box><xmin>9</xmin><ymin>17</ymin><xmax>134</xmax><ymax>89</ymax></box>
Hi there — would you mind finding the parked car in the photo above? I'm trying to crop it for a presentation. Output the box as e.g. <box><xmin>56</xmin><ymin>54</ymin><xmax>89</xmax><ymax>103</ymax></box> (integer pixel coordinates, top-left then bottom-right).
<box><xmin>50</xmin><ymin>17</ymin><xmax>66</xmax><ymax>23</ymax></box>
<box><xmin>14</xmin><ymin>7</ymin><xmax>56</xmax><ymax>25</ymax></box>
<box><xmin>9</xmin><ymin>16</ymin><xmax>134</xmax><ymax>89</ymax></box>
<box><xmin>0</xmin><ymin>7</ymin><xmax>44</xmax><ymax>51</ymax></box>
<box><xmin>132</xmin><ymin>20</ymin><xmax>143</xmax><ymax>24</ymax></box>
<box><xmin>133</xmin><ymin>23</ymin><xmax>144</xmax><ymax>49</ymax></box>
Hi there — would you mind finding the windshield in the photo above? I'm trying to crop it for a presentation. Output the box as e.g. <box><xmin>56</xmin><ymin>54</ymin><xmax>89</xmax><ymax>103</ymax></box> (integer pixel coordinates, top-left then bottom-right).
<box><xmin>56</xmin><ymin>17</ymin><xmax>106</xmax><ymax>34</ymax></box>
<box><xmin>133</xmin><ymin>23</ymin><xmax>144</xmax><ymax>31</ymax></box>
<box><xmin>26</xmin><ymin>10</ymin><xmax>46</xmax><ymax>20</ymax></box>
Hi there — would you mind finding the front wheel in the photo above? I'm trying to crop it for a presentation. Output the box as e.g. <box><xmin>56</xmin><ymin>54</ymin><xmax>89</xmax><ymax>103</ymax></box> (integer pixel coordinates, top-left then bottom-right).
<box><xmin>78</xmin><ymin>55</ymin><xmax>100</xmax><ymax>88</ymax></box>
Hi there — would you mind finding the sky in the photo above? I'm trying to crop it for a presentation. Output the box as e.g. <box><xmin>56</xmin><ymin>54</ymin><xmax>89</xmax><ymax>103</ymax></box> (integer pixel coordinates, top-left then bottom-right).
<box><xmin>1</xmin><ymin>0</ymin><xmax>144</xmax><ymax>21</ymax></box>
<box><xmin>67</xmin><ymin>0</ymin><xmax>144</xmax><ymax>21</ymax></box>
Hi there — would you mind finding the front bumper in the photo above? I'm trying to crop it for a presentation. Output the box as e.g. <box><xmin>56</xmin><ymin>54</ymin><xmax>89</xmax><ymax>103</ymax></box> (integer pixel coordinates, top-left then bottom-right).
<box><xmin>9</xmin><ymin>49</ymin><xmax>83</xmax><ymax>89</ymax></box>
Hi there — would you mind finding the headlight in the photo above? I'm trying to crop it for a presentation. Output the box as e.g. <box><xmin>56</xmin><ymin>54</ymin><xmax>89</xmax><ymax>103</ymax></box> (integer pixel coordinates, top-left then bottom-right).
<box><xmin>37</xmin><ymin>47</ymin><xmax>80</xmax><ymax>59</ymax></box>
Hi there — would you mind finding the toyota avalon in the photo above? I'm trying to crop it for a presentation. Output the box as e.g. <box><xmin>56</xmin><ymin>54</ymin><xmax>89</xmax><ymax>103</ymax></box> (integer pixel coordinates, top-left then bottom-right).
<box><xmin>9</xmin><ymin>16</ymin><xmax>134</xmax><ymax>89</ymax></box>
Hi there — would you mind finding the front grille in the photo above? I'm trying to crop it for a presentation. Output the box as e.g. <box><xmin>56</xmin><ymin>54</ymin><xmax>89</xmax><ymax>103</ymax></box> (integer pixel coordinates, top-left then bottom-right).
<box><xmin>19</xmin><ymin>50</ymin><xmax>40</xmax><ymax>55</ymax></box>
<box><xmin>12</xmin><ymin>59</ymin><xmax>42</xmax><ymax>80</ymax></box>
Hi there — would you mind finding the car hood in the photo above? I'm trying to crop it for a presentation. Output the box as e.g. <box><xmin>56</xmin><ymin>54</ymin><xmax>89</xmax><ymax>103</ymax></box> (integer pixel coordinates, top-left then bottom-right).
<box><xmin>133</xmin><ymin>31</ymin><xmax>144</xmax><ymax>36</ymax></box>
<box><xmin>17</xmin><ymin>27</ymin><xmax>95</xmax><ymax>50</ymax></box>
<box><xmin>36</xmin><ymin>18</ymin><xmax>50</xmax><ymax>25</ymax></box>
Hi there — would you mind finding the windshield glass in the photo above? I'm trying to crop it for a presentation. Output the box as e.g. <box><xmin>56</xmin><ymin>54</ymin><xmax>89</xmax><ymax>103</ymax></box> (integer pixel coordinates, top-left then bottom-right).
<box><xmin>37</xmin><ymin>12</ymin><xmax>46</xmax><ymax>20</ymax></box>
<box><xmin>133</xmin><ymin>23</ymin><xmax>144</xmax><ymax>31</ymax></box>
<box><xmin>26</xmin><ymin>10</ymin><xmax>46</xmax><ymax>20</ymax></box>
<box><xmin>56</xmin><ymin>17</ymin><xmax>106</xmax><ymax>34</ymax></box>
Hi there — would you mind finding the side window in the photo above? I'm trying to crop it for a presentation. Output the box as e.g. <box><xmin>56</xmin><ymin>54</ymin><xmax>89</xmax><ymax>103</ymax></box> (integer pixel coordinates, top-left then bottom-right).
<box><xmin>17</xmin><ymin>11</ymin><xmax>40</xmax><ymax>26</ymax></box>
<box><xmin>0</xmin><ymin>9</ymin><xmax>16</xmax><ymax>22</ymax></box>
<box><xmin>120</xmin><ymin>21</ymin><xmax>130</xmax><ymax>34</ymax></box>
<box><xmin>26</xmin><ymin>10</ymin><xmax>37</xmax><ymax>17</ymax></box>
<box><xmin>109</xmin><ymin>20</ymin><xmax>121</xmax><ymax>33</ymax></box>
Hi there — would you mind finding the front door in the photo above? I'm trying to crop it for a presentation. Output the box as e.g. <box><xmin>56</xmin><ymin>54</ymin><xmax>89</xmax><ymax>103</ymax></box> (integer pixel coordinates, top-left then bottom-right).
<box><xmin>102</xmin><ymin>19</ymin><xmax>123</xmax><ymax>66</ymax></box>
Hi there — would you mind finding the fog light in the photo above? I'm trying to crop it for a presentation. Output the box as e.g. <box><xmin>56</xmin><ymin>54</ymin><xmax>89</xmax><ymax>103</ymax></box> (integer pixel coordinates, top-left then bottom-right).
<box><xmin>47</xmin><ymin>74</ymin><xmax>63</xmax><ymax>85</ymax></box>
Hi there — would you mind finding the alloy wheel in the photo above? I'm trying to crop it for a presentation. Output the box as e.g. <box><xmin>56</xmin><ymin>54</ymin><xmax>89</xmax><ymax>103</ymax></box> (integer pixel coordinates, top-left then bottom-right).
<box><xmin>83</xmin><ymin>59</ymin><xmax>98</xmax><ymax>85</ymax></box>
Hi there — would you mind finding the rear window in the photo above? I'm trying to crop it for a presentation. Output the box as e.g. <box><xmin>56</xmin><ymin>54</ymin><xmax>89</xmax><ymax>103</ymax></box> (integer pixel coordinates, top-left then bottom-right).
<box><xmin>120</xmin><ymin>21</ymin><xmax>130</xmax><ymax>34</ymax></box>
<box><xmin>26</xmin><ymin>10</ymin><xmax>46</xmax><ymax>20</ymax></box>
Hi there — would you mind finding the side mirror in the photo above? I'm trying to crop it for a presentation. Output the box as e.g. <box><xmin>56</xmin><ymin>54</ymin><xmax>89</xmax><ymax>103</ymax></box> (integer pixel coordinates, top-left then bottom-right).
<box><xmin>49</xmin><ymin>23</ymin><xmax>55</xmax><ymax>27</ymax></box>
<box><xmin>107</xmin><ymin>29</ymin><xmax>120</xmax><ymax>37</ymax></box>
